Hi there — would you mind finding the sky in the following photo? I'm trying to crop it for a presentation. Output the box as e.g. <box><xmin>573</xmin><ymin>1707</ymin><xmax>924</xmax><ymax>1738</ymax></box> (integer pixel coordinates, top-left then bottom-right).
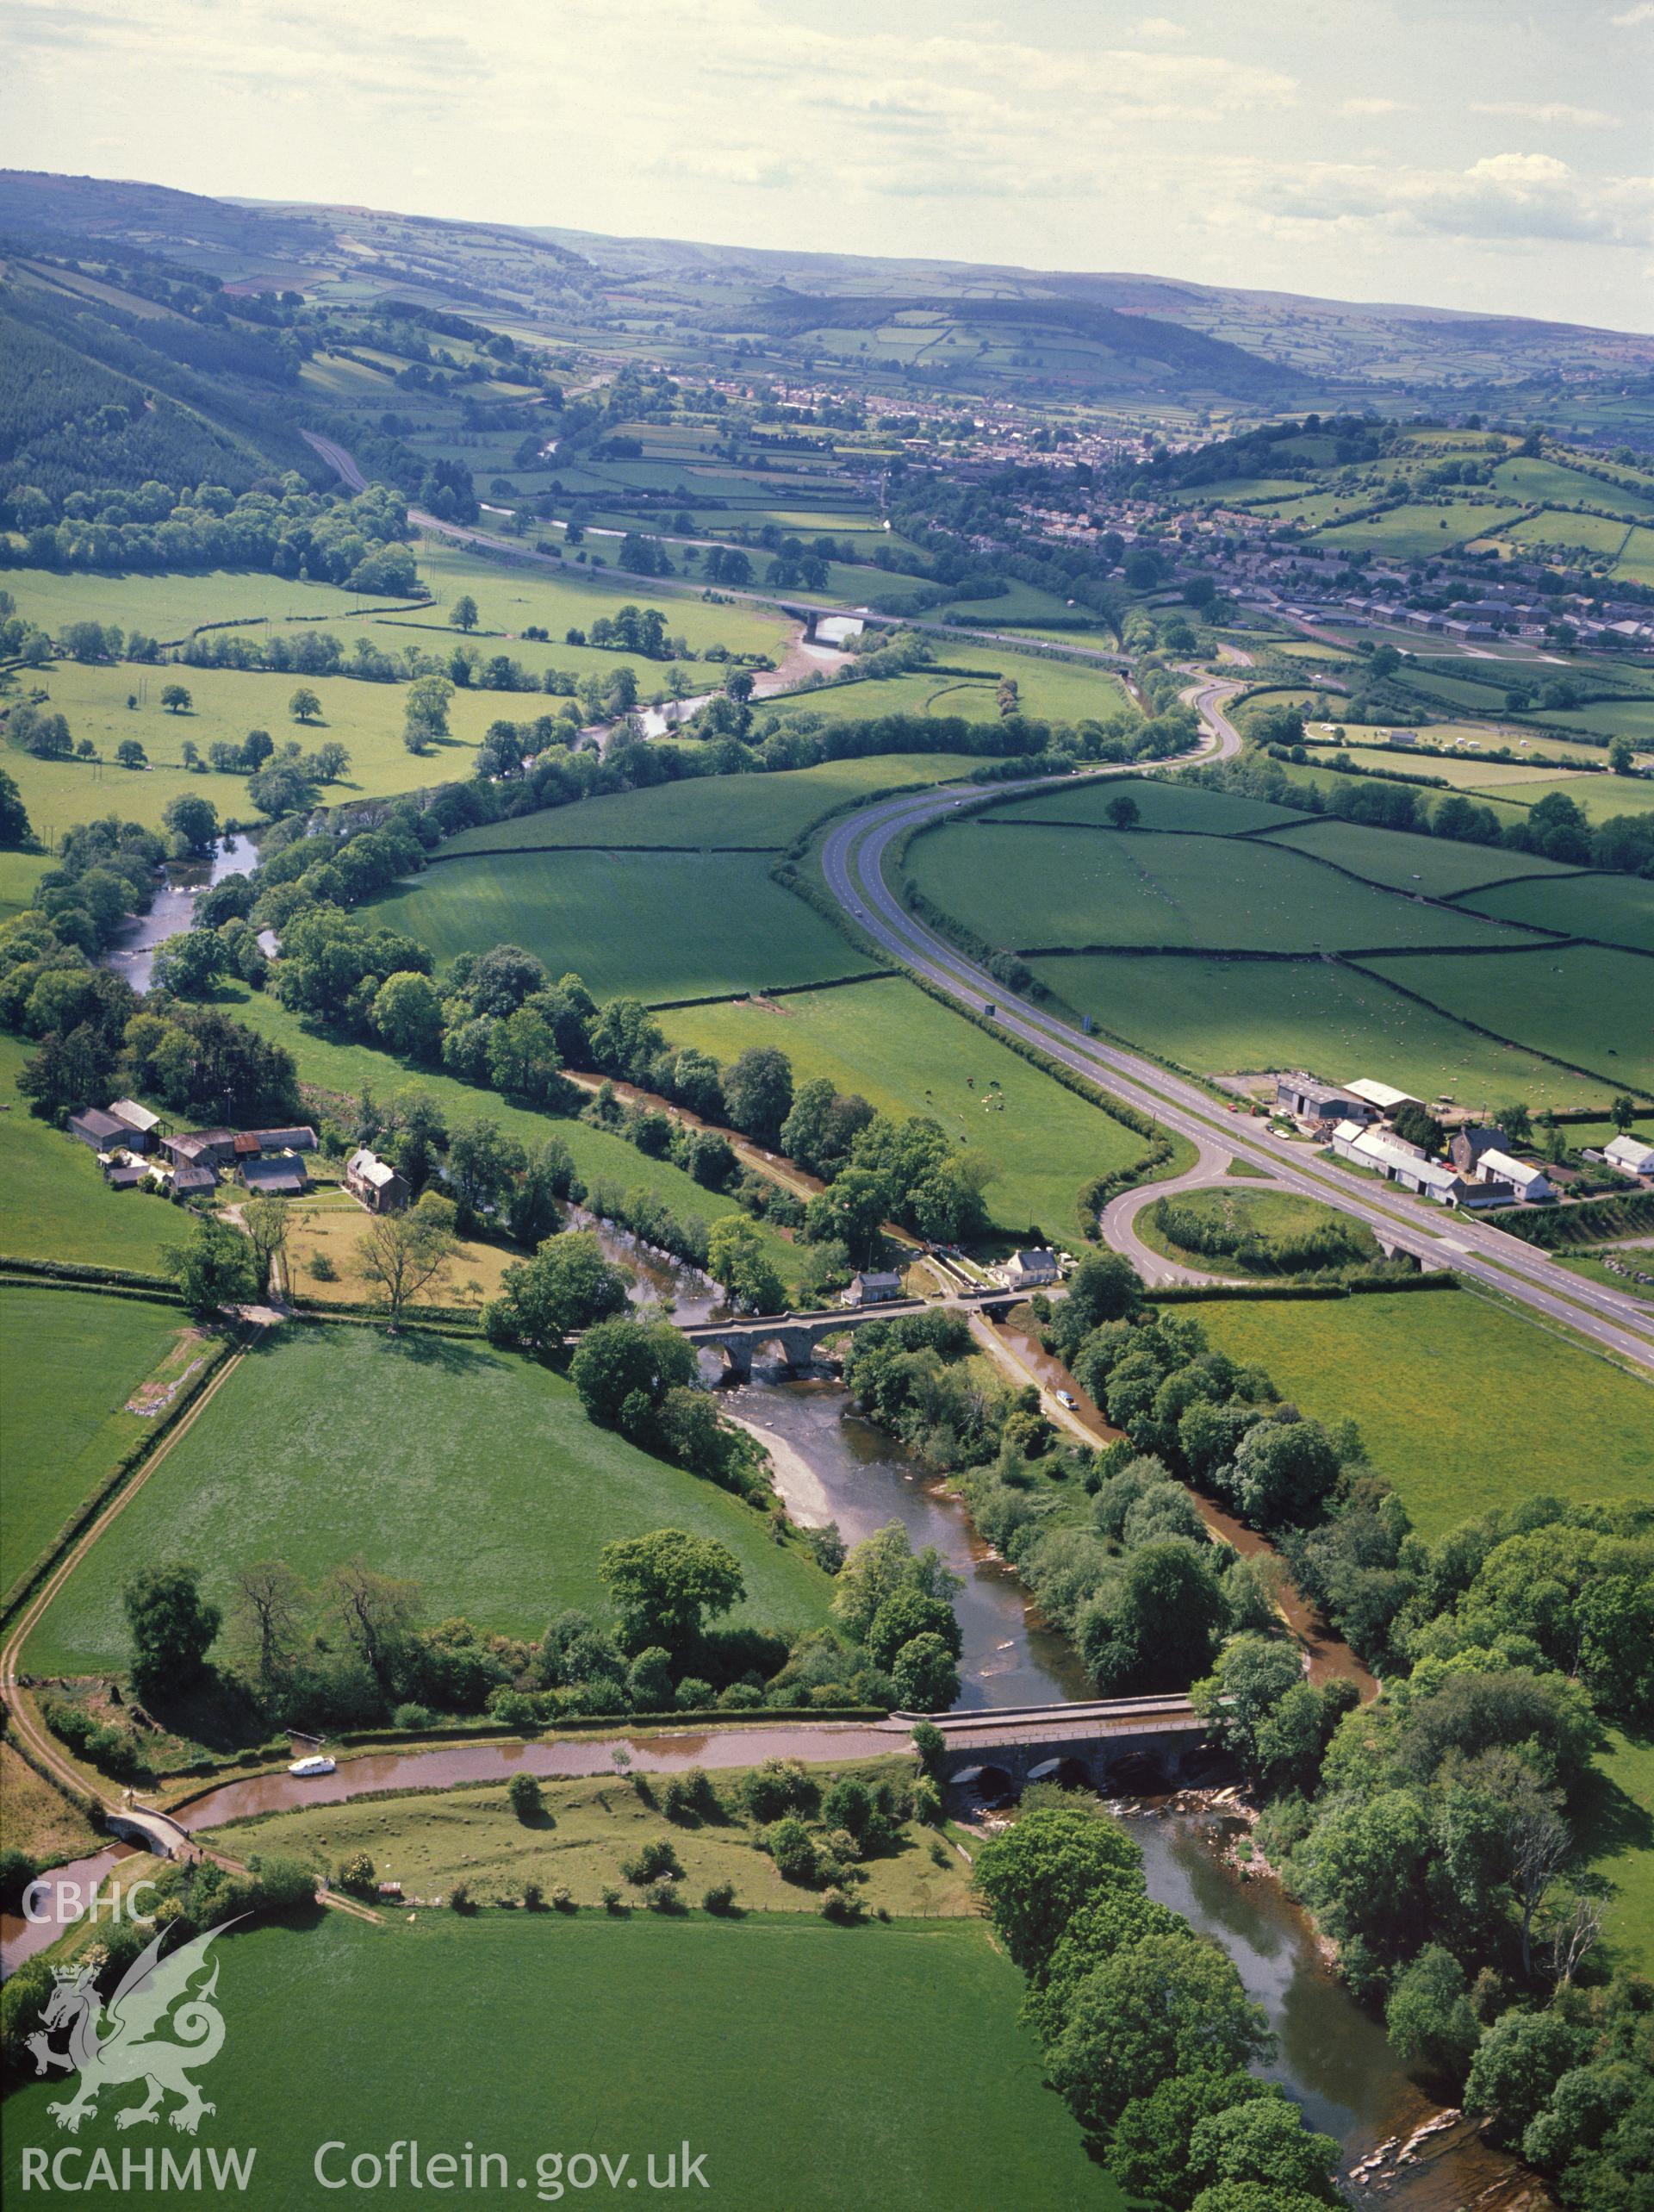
<box><xmin>3</xmin><ymin>0</ymin><xmax>1652</xmax><ymax>330</ymax></box>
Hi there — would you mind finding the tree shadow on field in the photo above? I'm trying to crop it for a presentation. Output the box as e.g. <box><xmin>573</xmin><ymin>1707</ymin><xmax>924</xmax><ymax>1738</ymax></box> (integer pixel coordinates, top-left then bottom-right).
<box><xmin>1576</xmin><ymin>1733</ymin><xmax>1654</xmax><ymax>1872</ymax></box>
<box><xmin>375</xmin><ymin>1330</ymin><xmax>507</xmax><ymax>1377</ymax></box>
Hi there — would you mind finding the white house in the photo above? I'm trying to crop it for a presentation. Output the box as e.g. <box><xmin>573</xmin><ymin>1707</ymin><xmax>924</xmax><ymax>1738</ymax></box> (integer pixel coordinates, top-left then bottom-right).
<box><xmin>1475</xmin><ymin>1150</ymin><xmax>1556</xmax><ymax>1204</ymax></box>
<box><xmin>1604</xmin><ymin>1133</ymin><xmax>1654</xmax><ymax>1180</ymax></box>
<box><xmin>346</xmin><ymin>1147</ymin><xmax>408</xmax><ymax>1213</ymax></box>
<box><xmin>998</xmin><ymin>1249</ymin><xmax>1060</xmax><ymax>1288</ymax></box>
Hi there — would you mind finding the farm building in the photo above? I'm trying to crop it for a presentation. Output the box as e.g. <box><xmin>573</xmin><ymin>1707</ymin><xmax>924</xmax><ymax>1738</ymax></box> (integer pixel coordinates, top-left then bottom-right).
<box><xmin>68</xmin><ymin>1107</ymin><xmax>135</xmax><ymax>1151</ymax></box>
<box><xmin>1604</xmin><ymin>1134</ymin><xmax>1654</xmax><ymax>1179</ymax></box>
<box><xmin>103</xmin><ymin>1159</ymin><xmax>150</xmax><ymax>1190</ymax></box>
<box><xmin>1345</xmin><ymin>1078</ymin><xmax>1428</xmax><ymax>1118</ymax></box>
<box><xmin>106</xmin><ymin>1100</ymin><xmax>162</xmax><ymax>1151</ymax></box>
<box><xmin>248</xmin><ymin>1126</ymin><xmax>318</xmax><ymax>1154</ymax></box>
<box><xmin>240</xmin><ymin>1154</ymin><xmax>309</xmax><ymax>1197</ymax></box>
<box><xmin>998</xmin><ymin>1249</ymin><xmax>1060</xmax><ymax>1288</ymax></box>
<box><xmin>162</xmin><ymin>1128</ymin><xmax>239</xmax><ymax>1169</ymax></box>
<box><xmin>1475</xmin><ymin>1150</ymin><xmax>1556</xmax><ymax>1203</ymax></box>
<box><xmin>1275</xmin><ymin>1073</ymin><xmax>1378</xmax><ymax>1130</ymax></box>
<box><xmin>1330</xmin><ymin>1123</ymin><xmax>1496</xmax><ymax>1208</ymax></box>
<box><xmin>170</xmin><ymin>1163</ymin><xmax>218</xmax><ymax>1197</ymax></box>
<box><xmin>346</xmin><ymin>1147</ymin><xmax>408</xmax><ymax>1212</ymax></box>
<box><xmin>843</xmin><ymin>1270</ymin><xmax>905</xmax><ymax>1306</ymax></box>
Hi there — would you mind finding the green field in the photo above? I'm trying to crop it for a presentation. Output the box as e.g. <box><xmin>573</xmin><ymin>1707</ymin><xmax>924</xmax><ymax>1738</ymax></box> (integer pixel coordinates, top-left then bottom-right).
<box><xmin>9</xmin><ymin>656</ymin><xmax>493</xmax><ymax>841</ymax></box>
<box><xmin>1272</xmin><ymin>762</ymin><xmax>1533</xmax><ymax>831</ymax></box>
<box><xmin>907</xmin><ymin>822</ymin><xmax>1526</xmax><ymax>956</ymax></box>
<box><xmin>215</xmin><ymin>984</ymin><xmax>810</xmax><ymax>1283</ymax></box>
<box><xmin>662</xmin><ymin>975</ymin><xmax>1151</xmax><ymax>1242</ymax></box>
<box><xmin>1536</xmin><ymin>701</ymin><xmax>1654</xmax><ymax>745</ymax></box>
<box><xmin>1136</xmin><ymin>1187</ymin><xmax>1380</xmax><ymax>1277</ymax></box>
<box><xmin>0</xmin><ymin>1033</ymin><xmax>184</xmax><ymax>1274</ymax></box>
<box><xmin>369</xmin><ymin>851</ymin><xmax>874</xmax><ymax>1004</ymax></box>
<box><xmin>1359</xmin><ymin>944</ymin><xmax>1654</xmax><ymax>1094</ymax></box>
<box><xmin>26</xmin><ymin>1324</ymin><xmax>831</xmax><ymax>1676</ymax></box>
<box><xmin>1185</xmin><ymin>1288</ymin><xmax>1654</xmax><ymax>1538</ymax></box>
<box><xmin>1460</xmin><ymin>871</ymin><xmax>1654</xmax><ymax>954</ymax></box>
<box><xmin>0</xmin><ymin>1288</ymin><xmax>193</xmax><ymax>1596</ymax></box>
<box><xmin>1311</xmin><ymin>502</ymin><xmax>1528</xmax><ymax>558</ymax></box>
<box><xmin>1580</xmin><ymin>1731</ymin><xmax>1654</xmax><ymax>1978</ymax></box>
<box><xmin>3</xmin><ymin>563</ymin><xmax>397</xmax><ymax>639</ymax></box>
<box><xmin>985</xmin><ymin>775</ymin><xmax>1298</xmax><ymax>834</ymax></box>
<box><xmin>442</xmin><ymin>753</ymin><xmax>979</xmax><ymax>856</ymax></box>
<box><xmin>1467</xmin><ymin>773</ymin><xmax>1654</xmax><ymax>824</ymax></box>
<box><xmin>1027</xmin><ymin>951</ymin><xmax>1614</xmax><ymax>1110</ymax></box>
<box><xmin>1492</xmin><ymin>456</ymin><xmax>1654</xmax><ymax>520</ymax></box>
<box><xmin>208</xmin><ymin>1758</ymin><xmax>973</xmax><ymax>1917</ymax></box>
<box><xmin>1259</xmin><ymin>816</ymin><xmax>1581</xmax><ymax>898</ymax></box>
<box><xmin>413</xmin><ymin>539</ymin><xmax>793</xmax><ymax>662</ymax></box>
<box><xmin>3</xmin><ymin>1913</ymin><xmax>1121</xmax><ymax>2211</ymax></box>
<box><xmin>0</xmin><ymin>847</ymin><xmax>50</xmax><ymax>919</ymax></box>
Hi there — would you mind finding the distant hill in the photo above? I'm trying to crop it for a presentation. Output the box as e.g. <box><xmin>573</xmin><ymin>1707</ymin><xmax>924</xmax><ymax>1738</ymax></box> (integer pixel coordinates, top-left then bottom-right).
<box><xmin>3</xmin><ymin>168</ymin><xmax>1651</xmax><ymax>425</ymax></box>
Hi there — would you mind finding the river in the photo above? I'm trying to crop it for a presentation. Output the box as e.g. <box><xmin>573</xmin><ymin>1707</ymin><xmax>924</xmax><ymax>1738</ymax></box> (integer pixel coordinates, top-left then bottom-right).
<box><xmin>101</xmin><ymin>834</ymin><xmax>256</xmax><ymax>994</ymax></box>
<box><xmin>0</xmin><ymin>1363</ymin><xmax>1539</xmax><ymax>2197</ymax></box>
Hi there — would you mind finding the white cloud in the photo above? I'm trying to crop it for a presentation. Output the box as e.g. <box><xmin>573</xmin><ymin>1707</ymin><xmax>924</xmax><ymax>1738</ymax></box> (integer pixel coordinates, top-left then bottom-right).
<box><xmin>1472</xmin><ymin>100</ymin><xmax>1621</xmax><ymax>128</ymax></box>
<box><xmin>1610</xmin><ymin>2</ymin><xmax>1654</xmax><ymax>22</ymax></box>
<box><xmin>1134</xmin><ymin>16</ymin><xmax>1189</xmax><ymax>38</ymax></box>
<box><xmin>1339</xmin><ymin>97</ymin><xmax>1415</xmax><ymax>115</ymax></box>
<box><xmin>1259</xmin><ymin>152</ymin><xmax>1654</xmax><ymax>249</ymax></box>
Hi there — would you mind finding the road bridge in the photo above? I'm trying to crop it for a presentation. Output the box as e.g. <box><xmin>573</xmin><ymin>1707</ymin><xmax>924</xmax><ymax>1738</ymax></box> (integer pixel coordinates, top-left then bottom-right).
<box><xmin>676</xmin><ymin>1292</ymin><xmax>1016</xmax><ymax>1381</ymax></box>
<box><xmin>105</xmin><ymin>1805</ymin><xmax>199</xmax><ymax>1860</ymax></box>
<box><xmin>889</xmin><ymin>1696</ymin><xmax>1218</xmax><ymax>1796</ymax></box>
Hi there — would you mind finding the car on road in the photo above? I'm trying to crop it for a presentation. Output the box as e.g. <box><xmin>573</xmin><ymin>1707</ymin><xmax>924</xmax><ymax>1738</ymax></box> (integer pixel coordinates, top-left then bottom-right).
<box><xmin>1054</xmin><ymin>1389</ymin><xmax>1078</xmax><ymax>1410</ymax></box>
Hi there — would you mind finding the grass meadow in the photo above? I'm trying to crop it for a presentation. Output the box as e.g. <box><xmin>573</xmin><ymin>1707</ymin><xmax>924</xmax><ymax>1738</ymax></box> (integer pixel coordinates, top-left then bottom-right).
<box><xmin>1027</xmin><ymin>951</ymin><xmax>1614</xmax><ymax>1110</ymax></box>
<box><xmin>1467</xmin><ymin>773</ymin><xmax>1654</xmax><ymax>825</ymax></box>
<box><xmin>1309</xmin><ymin>502</ymin><xmax>1529</xmax><ymax>558</ymax></box>
<box><xmin>1580</xmin><ymin>1730</ymin><xmax>1654</xmax><ymax>1978</ymax></box>
<box><xmin>25</xmin><ymin>1323</ymin><xmax>832</xmax><ymax>1676</ymax></box>
<box><xmin>215</xmin><ymin>983</ymin><xmax>811</xmax><ymax>1285</ymax></box>
<box><xmin>441</xmin><ymin>752</ymin><xmax>981</xmax><ymax>856</ymax></box>
<box><xmin>907</xmin><ymin>822</ymin><xmax>1527</xmax><ymax>956</ymax></box>
<box><xmin>1461</xmin><ymin>871</ymin><xmax>1654</xmax><ymax>955</ymax></box>
<box><xmin>0</xmin><ymin>1033</ymin><xmax>183</xmax><ymax>1274</ymax></box>
<box><xmin>412</xmin><ymin>539</ymin><xmax>794</xmax><ymax>661</ymax></box>
<box><xmin>1258</xmin><ymin>817</ymin><xmax>1582</xmax><ymax>898</ymax></box>
<box><xmin>2</xmin><ymin>1913</ymin><xmax>1123</xmax><ymax>2211</ymax></box>
<box><xmin>3</xmin><ymin>563</ymin><xmax>395</xmax><ymax>639</ymax></box>
<box><xmin>1359</xmin><ymin>945</ymin><xmax>1654</xmax><ymax>1094</ymax></box>
<box><xmin>1182</xmin><ymin>1287</ymin><xmax>1654</xmax><ymax>1538</ymax></box>
<box><xmin>0</xmin><ymin>1287</ymin><xmax>195</xmax><ymax>1596</ymax></box>
<box><xmin>1134</xmin><ymin>1187</ymin><xmax>1380</xmax><ymax>1277</ymax></box>
<box><xmin>984</xmin><ymin>776</ymin><xmax>1300</xmax><ymax>835</ymax></box>
<box><xmin>208</xmin><ymin>1758</ymin><xmax>973</xmax><ymax>1916</ymax></box>
<box><xmin>0</xmin><ymin>849</ymin><xmax>50</xmax><ymax>922</ymax></box>
<box><xmin>368</xmin><ymin>850</ymin><xmax>875</xmax><ymax>1004</ymax></box>
<box><xmin>662</xmin><ymin>975</ymin><xmax>1153</xmax><ymax>1242</ymax></box>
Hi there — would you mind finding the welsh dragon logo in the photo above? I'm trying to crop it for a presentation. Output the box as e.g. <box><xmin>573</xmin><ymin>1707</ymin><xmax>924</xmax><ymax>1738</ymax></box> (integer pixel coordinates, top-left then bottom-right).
<box><xmin>27</xmin><ymin>1921</ymin><xmax>239</xmax><ymax>2135</ymax></box>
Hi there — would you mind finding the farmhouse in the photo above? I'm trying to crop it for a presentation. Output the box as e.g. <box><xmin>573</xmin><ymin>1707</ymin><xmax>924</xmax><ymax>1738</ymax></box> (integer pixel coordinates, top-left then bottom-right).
<box><xmin>1450</xmin><ymin>1124</ymin><xmax>1508</xmax><ymax>1175</ymax></box>
<box><xmin>998</xmin><ymin>1249</ymin><xmax>1060</xmax><ymax>1288</ymax></box>
<box><xmin>346</xmin><ymin>1147</ymin><xmax>408</xmax><ymax>1212</ymax></box>
<box><xmin>1275</xmin><ymin>1072</ymin><xmax>1377</xmax><ymax>1130</ymax></box>
<box><xmin>1476</xmin><ymin>1150</ymin><xmax>1556</xmax><ymax>1204</ymax></box>
<box><xmin>1603</xmin><ymin>1134</ymin><xmax>1654</xmax><ymax>1180</ymax></box>
<box><xmin>1331</xmin><ymin>1122</ymin><xmax>1494</xmax><ymax>1208</ymax></box>
<box><xmin>843</xmin><ymin>1269</ymin><xmax>905</xmax><ymax>1306</ymax></box>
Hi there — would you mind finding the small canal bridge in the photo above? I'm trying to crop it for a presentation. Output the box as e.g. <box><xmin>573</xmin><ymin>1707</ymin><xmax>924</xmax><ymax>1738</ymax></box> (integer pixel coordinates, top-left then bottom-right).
<box><xmin>678</xmin><ymin>1293</ymin><xmax>1014</xmax><ymax>1382</ymax></box>
<box><xmin>105</xmin><ymin>1805</ymin><xmax>198</xmax><ymax>1860</ymax></box>
<box><xmin>887</xmin><ymin>1696</ymin><xmax>1218</xmax><ymax>1797</ymax></box>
